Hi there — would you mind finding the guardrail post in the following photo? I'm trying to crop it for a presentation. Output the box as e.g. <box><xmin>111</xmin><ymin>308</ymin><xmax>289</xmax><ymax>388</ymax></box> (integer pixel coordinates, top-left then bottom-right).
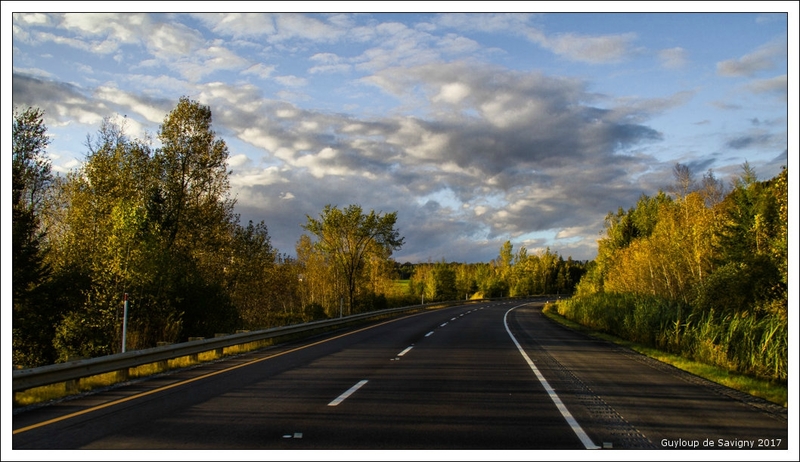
<box><xmin>214</xmin><ymin>333</ymin><xmax>228</xmax><ymax>357</ymax></box>
<box><xmin>188</xmin><ymin>337</ymin><xmax>204</xmax><ymax>362</ymax></box>
<box><xmin>65</xmin><ymin>378</ymin><xmax>79</xmax><ymax>394</ymax></box>
<box><xmin>156</xmin><ymin>342</ymin><xmax>171</xmax><ymax>371</ymax></box>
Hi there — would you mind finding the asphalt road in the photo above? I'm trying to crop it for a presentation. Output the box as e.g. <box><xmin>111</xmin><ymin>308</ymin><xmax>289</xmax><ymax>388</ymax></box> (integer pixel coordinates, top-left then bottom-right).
<box><xmin>11</xmin><ymin>299</ymin><xmax>789</xmax><ymax>452</ymax></box>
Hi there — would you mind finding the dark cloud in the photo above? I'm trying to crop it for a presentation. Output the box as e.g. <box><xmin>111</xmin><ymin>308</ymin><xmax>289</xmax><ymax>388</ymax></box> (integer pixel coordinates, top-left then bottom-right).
<box><xmin>684</xmin><ymin>158</ymin><xmax>717</xmax><ymax>174</ymax></box>
<box><xmin>11</xmin><ymin>65</ymin><xmax>679</xmax><ymax>263</ymax></box>
<box><xmin>725</xmin><ymin>133</ymin><xmax>774</xmax><ymax>150</ymax></box>
<box><xmin>13</xmin><ymin>73</ymin><xmax>94</xmax><ymax>121</ymax></box>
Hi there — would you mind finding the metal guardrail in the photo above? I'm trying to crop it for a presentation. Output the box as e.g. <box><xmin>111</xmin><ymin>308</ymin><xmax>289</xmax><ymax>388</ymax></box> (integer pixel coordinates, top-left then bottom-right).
<box><xmin>12</xmin><ymin>299</ymin><xmax>486</xmax><ymax>394</ymax></box>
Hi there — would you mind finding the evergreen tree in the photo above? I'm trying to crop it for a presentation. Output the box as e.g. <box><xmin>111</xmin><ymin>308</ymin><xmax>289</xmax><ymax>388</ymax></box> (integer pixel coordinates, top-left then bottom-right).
<box><xmin>12</xmin><ymin>107</ymin><xmax>57</xmax><ymax>367</ymax></box>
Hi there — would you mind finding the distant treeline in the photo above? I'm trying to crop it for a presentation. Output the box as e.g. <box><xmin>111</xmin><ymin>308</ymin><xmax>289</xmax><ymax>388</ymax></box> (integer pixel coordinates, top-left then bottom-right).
<box><xmin>557</xmin><ymin>164</ymin><xmax>788</xmax><ymax>382</ymax></box>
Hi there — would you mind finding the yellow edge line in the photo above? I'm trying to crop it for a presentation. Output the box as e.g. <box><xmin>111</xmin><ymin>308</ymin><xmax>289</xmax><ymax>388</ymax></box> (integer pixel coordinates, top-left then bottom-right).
<box><xmin>13</xmin><ymin>314</ymin><xmax>419</xmax><ymax>435</ymax></box>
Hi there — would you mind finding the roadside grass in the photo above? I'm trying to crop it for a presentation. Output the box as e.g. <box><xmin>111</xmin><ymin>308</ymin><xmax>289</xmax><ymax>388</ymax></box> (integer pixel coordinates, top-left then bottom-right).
<box><xmin>541</xmin><ymin>302</ymin><xmax>788</xmax><ymax>407</ymax></box>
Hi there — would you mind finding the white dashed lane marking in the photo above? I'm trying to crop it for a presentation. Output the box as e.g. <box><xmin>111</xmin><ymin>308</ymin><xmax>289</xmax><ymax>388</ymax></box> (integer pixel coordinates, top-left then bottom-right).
<box><xmin>328</xmin><ymin>380</ymin><xmax>368</xmax><ymax>407</ymax></box>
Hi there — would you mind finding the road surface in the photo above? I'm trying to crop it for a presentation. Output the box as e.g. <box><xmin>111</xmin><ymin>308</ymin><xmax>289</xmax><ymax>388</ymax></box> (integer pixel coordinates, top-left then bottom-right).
<box><xmin>12</xmin><ymin>299</ymin><xmax>788</xmax><ymax>452</ymax></box>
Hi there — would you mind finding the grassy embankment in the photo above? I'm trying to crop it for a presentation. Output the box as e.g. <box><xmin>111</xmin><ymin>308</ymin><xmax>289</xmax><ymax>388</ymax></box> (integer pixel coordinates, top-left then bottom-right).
<box><xmin>542</xmin><ymin>302</ymin><xmax>787</xmax><ymax>407</ymax></box>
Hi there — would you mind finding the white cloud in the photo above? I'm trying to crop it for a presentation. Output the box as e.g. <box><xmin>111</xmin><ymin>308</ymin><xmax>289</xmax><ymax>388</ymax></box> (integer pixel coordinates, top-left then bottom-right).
<box><xmin>310</xmin><ymin>52</ymin><xmax>341</xmax><ymax>63</ymax></box>
<box><xmin>34</xmin><ymin>30</ymin><xmax>110</xmax><ymax>54</ymax></box>
<box><xmin>242</xmin><ymin>63</ymin><xmax>276</xmax><ymax>79</ymax></box>
<box><xmin>60</xmin><ymin>12</ymin><xmax>146</xmax><ymax>45</ymax></box>
<box><xmin>272</xmin><ymin>13</ymin><xmax>347</xmax><ymax>43</ymax></box>
<box><xmin>93</xmin><ymin>86</ymin><xmax>168</xmax><ymax>123</ymax></box>
<box><xmin>539</xmin><ymin>32</ymin><xmax>638</xmax><ymax>64</ymax></box>
<box><xmin>746</xmin><ymin>74</ymin><xmax>788</xmax><ymax>100</ymax></box>
<box><xmin>309</xmin><ymin>63</ymin><xmax>351</xmax><ymax>74</ymax></box>
<box><xmin>13</xmin><ymin>12</ymin><xmax>52</xmax><ymax>25</ymax></box>
<box><xmin>437</xmin><ymin>13</ymin><xmax>536</xmax><ymax>34</ymax></box>
<box><xmin>230</xmin><ymin>166</ymin><xmax>289</xmax><ymax>189</ymax></box>
<box><xmin>227</xmin><ymin>154</ymin><xmax>251</xmax><ymax>168</ymax></box>
<box><xmin>193</xmin><ymin>13</ymin><xmax>277</xmax><ymax>38</ymax></box>
<box><xmin>438</xmin><ymin>13</ymin><xmax>641</xmax><ymax>64</ymax></box>
<box><xmin>716</xmin><ymin>40</ymin><xmax>785</xmax><ymax>77</ymax></box>
<box><xmin>275</xmin><ymin>75</ymin><xmax>308</xmax><ymax>87</ymax></box>
<box><xmin>433</xmin><ymin>82</ymin><xmax>471</xmax><ymax>104</ymax></box>
<box><xmin>437</xmin><ymin>34</ymin><xmax>480</xmax><ymax>55</ymax></box>
<box><xmin>239</xmin><ymin>127</ymin><xmax>282</xmax><ymax>153</ymax></box>
<box><xmin>199</xmin><ymin>44</ymin><xmax>250</xmax><ymax>71</ymax></box>
<box><xmin>659</xmin><ymin>47</ymin><xmax>688</xmax><ymax>69</ymax></box>
<box><xmin>293</xmin><ymin>147</ymin><xmax>352</xmax><ymax>178</ymax></box>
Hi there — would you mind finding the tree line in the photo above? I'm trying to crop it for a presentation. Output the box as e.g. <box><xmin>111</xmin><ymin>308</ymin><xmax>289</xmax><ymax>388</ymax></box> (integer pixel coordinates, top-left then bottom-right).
<box><xmin>557</xmin><ymin>163</ymin><xmax>788</xmax><ymax>382</ymax></box>
<box><xmin>406</xmin><ymin>246</ymin><xmax>586</xmax><ymax>304</ymax></box>
<box><xmin>15</xmin><ymin>98</ymin><xmax>785</xmax><ymax>384</ymax></box>
<box><xmin>13</xmin><ymin>100</ymin><xmax>585</xmax><ymax>368</ymax></box>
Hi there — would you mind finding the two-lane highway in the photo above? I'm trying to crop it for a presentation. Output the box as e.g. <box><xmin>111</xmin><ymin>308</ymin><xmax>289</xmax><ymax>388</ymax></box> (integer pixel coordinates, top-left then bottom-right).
<box><xmin>12</xmin><ymin>299</ymin><xmax>788</xmax><ymax>451</ymax></box>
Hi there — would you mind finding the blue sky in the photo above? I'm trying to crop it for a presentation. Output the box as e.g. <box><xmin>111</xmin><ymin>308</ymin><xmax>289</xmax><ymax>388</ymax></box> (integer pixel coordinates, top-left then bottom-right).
<box><xmin>5</xmin><ymin>4</ymin><xmax>796</xmax><ymax>263</ymax></box>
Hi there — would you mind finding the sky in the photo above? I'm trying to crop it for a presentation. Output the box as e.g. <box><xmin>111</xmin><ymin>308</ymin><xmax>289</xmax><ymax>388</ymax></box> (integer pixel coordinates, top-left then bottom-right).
<box><xmin>5</xmin><ymin>4</ymin><xmax>797</xmax><ymax>264</ymax></box>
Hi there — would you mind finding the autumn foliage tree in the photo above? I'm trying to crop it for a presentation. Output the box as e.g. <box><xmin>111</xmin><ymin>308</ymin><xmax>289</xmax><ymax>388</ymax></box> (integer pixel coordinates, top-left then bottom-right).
<box><xmin>302</xmin><ymin>204</ymin><xmax>404</xmax><ymax>315</ymax></box>
<box><xmin>565</xmin><ymin>163</ymin><xmax>788</xmax><ymax>381</ymax></box>
<box><xmin>48</xmin><ymin>118</ymin><xmax>163</xmax><ymax>359</ymax></box>
<box><xmin>14</xmin><ymin>98</ymin><xmax>281</xmax><ymax>363</ymax></box>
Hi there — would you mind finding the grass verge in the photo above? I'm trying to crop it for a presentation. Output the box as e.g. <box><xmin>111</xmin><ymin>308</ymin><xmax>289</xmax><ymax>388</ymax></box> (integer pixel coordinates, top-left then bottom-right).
<box><xmin>541</xmin><ymin>302</ymin><xmax>788</xmax><ymax>407</ymax></box>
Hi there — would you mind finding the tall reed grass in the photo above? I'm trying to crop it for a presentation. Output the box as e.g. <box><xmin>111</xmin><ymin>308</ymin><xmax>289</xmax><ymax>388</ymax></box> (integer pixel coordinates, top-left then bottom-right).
<box><xmin>556</xmin><ymin>293</ymin><xmax>787</xmax><ymax>382</ymax></box>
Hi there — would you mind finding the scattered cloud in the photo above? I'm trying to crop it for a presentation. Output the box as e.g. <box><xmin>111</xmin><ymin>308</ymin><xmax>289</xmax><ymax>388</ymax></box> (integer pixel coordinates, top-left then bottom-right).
<box><xmin>716</xmin><ymin>39</ymin><xmax>786</xmax><ymax>77</ymax></box>
<box><xmin>746</xmin><ymin>74</ymin><xmax>788</xmax><ymax>100</ymax></box>
<box><xmin>538</xmin><ymin>32</ymin><xmax>639</xmax><ymax>64</ymax></box>
<box><xmin>10</xmin><ymin>12</ymin><xmax>790</xmax><ymax>263</ymax></box>
<box><xmin>659</xmin><ymin>47</ymin><xmax>688</xmax><ymax>69</ymax></box>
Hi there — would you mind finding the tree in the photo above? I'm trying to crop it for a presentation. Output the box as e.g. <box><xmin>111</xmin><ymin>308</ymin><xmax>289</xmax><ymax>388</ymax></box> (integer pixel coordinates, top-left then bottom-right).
<box><xmin>48</xmin><ymin>117</ymin><xmax>163</xmax><ymax>359</ymax></box>
<box><xmin>12</xmin><ymin>107</ymin><xmax>56</xmax><ymax>366</ymax></box>
<box><xmin>427</xmin><ymin>260</ymin><xmax>458</xmax><ymax>302</ymax></box>
<box><xmin>670</xmin><ymin>162</ymin><xmax>696</xmax><ymax>200</ymax></box>
<box><xmin>47</xmin><ymin>98</ymin><xmax>240</xmax><ymax>360</ymax></box>
<box><xmin>12</xmin><ymin>107</ymin><xmax>52</xmax><ymax>296</ymax></box>
<box><xmin>296</xmin><ymin>234</ymin><xmax>339</xmax><ymax>318</ymax></box>
<box><xmin>709</xmin><ymin>164</ymin><xmax>786</xmax><ymax>317</ymax></box>
<box><xmin>228</xmin><ymin>220</ymin><xmax>279</xmax><ymax>329</ymax></box>
<box><xmin>455</xmin><ymin>263</ymin><xmax>478</xmax><ymax>299</ymax></box>
<box><xmin>303</xmin><ymin>204</ymin><xmax>404</xmax><ymax>314</ymax></box>
<box><xmin>13</xmin><ymin>107</ymin><xmax>52</xmax><ymax>214</ymax></box>
<box><xmin>153</xmin><ymin>96</ymin><xmax>234</xmax><ymax>252</ymax></box>
<box><xmin>151</xmin><ymin>97</ymin><xmax>238</xmax><ymax>339</ymax></box>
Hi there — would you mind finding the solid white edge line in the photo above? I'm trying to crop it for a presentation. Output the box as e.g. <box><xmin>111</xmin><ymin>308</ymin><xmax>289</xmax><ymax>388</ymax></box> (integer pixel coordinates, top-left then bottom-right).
<box><xmin>328</xmin><ymin>379</ymin><xmax>369</xmax><ymax>406</ymax></box>
<box><xmin>504</xmin><ymin>305</ymin><xmax>600</xmax><ymax>450</ymax></box>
